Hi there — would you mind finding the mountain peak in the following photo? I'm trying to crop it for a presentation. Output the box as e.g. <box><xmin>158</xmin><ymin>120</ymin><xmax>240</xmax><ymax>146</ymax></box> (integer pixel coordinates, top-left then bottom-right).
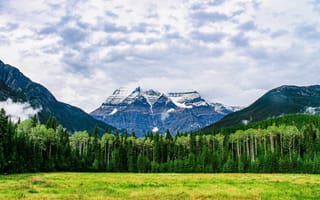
<box><xmin>168</xmin><ymin>90</ymin><xmax>208</xmax><ymax>108</ymax></box>
<box><xmin>144</xmin><ymin>89</ymin><xmax>162</xmax><ymax>105</ymax></box>
<box><xmin>134</xmin><ymin>86</ymin><xmax>142</xmax><ymax>92</ymax></box>
<box><xmin>104</xmin><ymin>87</ymin><xmax>132</xmax><ymax>105</ymax></box>
<box><xmin>92</xmin><ymin>87</ymin><xmax>236</xmax><ymax>136</ymax></box>
<box><xmin>104</xmin><ymin>87</ymin><xmax>162</xmax><ymax>106</ymax></box>
<box><xmin>103</xmin><ymin>87</ymin><xmax>210</xmax><ymax>108</ymax></box>
<box><xmin>145</xmin><ymin>89</ymin><xmax>161</xmax><ymax>96</ymax></box>
<box><xmin>268</xmin><ymin>85</ymin><xmax>320</xmax><ymax>98</ymax></box>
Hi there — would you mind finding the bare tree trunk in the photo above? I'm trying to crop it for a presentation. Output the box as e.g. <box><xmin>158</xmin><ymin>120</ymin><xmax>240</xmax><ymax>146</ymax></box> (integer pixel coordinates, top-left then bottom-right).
<box><xmin>280</xmin><ymin>135</ymin><xmax>283</xmax><ymax>155</ymax></box>
<box><xmin>107</xmin><ymin>143</ymin><xmax>110</xmax><ymax>169</ymax></box>
<box><xmin>212</xmin><ymin>139</ymin><xmax>215</xmax><ymax>153</ymax></box>
<box><xmin>289</xmin><ymin>136</ymin><xmax>292</xmax><ymax>161</ymax></box>
<box><xmin>85</xmin><ymin>141</ymin><xmax>88</xmax><ymax>156</ymax></box>
<box><xmin>298</xmin><ymin>137</ymin><xmax>301</xmax><ymax>157</ymax></box>
<box><xmin>221</xmin><ymin>143</ymin><xmax>224</xmax><ymax>161</ymax></box>
<box><xmin>231</xmin><ymin>142</ymin><xmax>234</xmax><ymax>159</ymax></box>
<box><xmin>264</xmin><ymin>137</ymin><xmax>267</xmax><ymax>157</ymax></box>
<box><xmin>254</xmin><ymin>136</ymin><xmax>257</xmax><ymax>156</ymax></box>
<box><xmin>270</xmin><ymin>133</ymin><xmax>274</xmax><ymax>154</ymax></box>
<box><xmin>237</xmin><ymin>140</ymin><xmax>240</xmax><ymax>159</ymax></box>
<box><xmin>49</xmin><ymin>143</ymin><xmax>52</xmax><ymax>160</ymax></box>
<box><xmin>250</xmin><ymin>136</ymin><xmax>255</xmax><ymax>162</ymax></box>
<box><xmin>104</xmin><ymin>143</ymin><xmax>107</xmax><ymax>162</ymax></box>
<box><xmin>79</xmin><ymin>142</ymin><xmax>82</xmax><ymax>156</ymax></box>
<box><xmin>246</xmin><ymin>137</ymin><xmax>250</xmax><ymax>159</ymax></box>
<box><xmin>292</xmin><ymin>136</ymin><xmax>295</xmax><ymax>158</ymax></box>
<box><xmin>289</xmin><ymin>141</ymin><xmax>292</xmax><ymax>161</ymax></box>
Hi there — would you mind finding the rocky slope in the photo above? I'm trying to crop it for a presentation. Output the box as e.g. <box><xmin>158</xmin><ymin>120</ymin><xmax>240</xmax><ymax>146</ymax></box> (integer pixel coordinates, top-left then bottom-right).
<box><xmin>91</xmin><ymin>87</ymin><xmax>239</xmax><ymax>136</ymax></box>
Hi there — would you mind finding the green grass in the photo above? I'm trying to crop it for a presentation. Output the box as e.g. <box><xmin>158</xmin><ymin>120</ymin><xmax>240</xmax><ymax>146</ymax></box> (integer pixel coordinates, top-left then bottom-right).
<box><xmin>0</xmin><ymin>173</ymin><xmax>320</xmax><ymax>199</ymax></box>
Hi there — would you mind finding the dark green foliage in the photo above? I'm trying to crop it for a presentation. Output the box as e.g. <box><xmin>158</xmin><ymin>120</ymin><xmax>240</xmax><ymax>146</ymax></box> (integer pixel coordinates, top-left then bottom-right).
<box><xmin>202</xmin><ymin>85</ymin><xmax>320</xmax><ymax>133</ymax></box>
<box><xmin>204</xmin><ymin>114</ymin><xmax>320</xmax><ymax>135</ymax></box>
<box><xmin>1</xmin><ymin>109</ymin><xmax>320</xmax><ymax>174</ymax></box>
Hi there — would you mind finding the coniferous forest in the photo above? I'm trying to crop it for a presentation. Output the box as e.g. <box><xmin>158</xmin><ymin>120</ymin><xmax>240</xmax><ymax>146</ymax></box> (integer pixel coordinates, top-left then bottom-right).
<box><xmin>1</xmin><ymin>108</ymin><xmax>320</xmax><ymax>174</ymax></box>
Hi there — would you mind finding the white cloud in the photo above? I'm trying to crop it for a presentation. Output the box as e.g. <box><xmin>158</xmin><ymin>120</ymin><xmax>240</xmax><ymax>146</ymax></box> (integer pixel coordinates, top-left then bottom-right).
<box><xmin>0</xmin><ymin>99</ymin><xmax>41</xmax><ymax>122</ymax></box>
<box><xmin>0</xmin><ymin>0</ymin><xmax>319</xmax><ymax>112</ymax></box>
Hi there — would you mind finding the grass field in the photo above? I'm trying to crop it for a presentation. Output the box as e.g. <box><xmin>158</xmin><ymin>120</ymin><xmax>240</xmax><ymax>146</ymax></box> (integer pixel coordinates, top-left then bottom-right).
<box><xmin>0</xmin><ymin>173</ymin><xmax>320</xmax><ymax>200</ymax></box>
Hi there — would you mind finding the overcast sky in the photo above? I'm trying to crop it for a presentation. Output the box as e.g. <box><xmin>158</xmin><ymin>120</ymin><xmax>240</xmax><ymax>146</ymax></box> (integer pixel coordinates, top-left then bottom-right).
<box><xmin>1</xmin><ymin>0</ymin><xmax>320</xmax><ymax>112</ymax></box>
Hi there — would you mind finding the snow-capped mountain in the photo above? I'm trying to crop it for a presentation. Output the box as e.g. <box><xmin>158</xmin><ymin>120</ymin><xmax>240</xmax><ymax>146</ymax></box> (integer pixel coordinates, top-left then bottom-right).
<box><xmin>91</xmin><ymin>87</ymin><xmax>239</xmax><ymax>136</ymax></box>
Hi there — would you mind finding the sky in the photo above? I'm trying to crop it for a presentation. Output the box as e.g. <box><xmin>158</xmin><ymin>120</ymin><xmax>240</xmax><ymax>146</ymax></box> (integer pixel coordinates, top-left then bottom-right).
<box><xmin>0</xmin><ymin>0</ymin><xmax>320</xmax><ymax>112</ymax></box>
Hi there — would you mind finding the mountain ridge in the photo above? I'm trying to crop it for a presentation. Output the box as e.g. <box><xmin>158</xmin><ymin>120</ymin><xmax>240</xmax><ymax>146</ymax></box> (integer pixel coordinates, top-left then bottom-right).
<box><xmin>0</xmin><ymin>60</ymin><xmax>115</xmax><ymax>133</ymax></box>
<box><xmin>91</xmin><ymin>87</ymin><xmax>239</xmax><ymax>136</ymax></box>
<box><xmin>201</xmin><ymin>84</ymin><xmax>320</xmax><ymax>133</ymax></box>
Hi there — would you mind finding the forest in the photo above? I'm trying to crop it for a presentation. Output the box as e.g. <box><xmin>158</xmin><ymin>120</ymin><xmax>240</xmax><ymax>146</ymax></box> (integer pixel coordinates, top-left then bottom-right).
<box><xmin>1</xmin><ymin>108</ymin><xmax>320</xmax><ymax>174</ymax></box>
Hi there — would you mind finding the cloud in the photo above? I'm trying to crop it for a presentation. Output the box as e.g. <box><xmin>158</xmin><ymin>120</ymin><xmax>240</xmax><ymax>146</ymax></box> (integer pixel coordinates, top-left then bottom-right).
<box><xmin>0</xmin><ymin>23</ymin><xmax>19</xmax><ymax>32</ymax></box>
<box><xmin>0</xmin><ymin>0</ymin><xmax>320</xmax><ymax>113</ymax></box>
<box><xmin>104</xmin><ymin>22</ymin><xmax>128</xmax><ymax>33</ymax></box>
<box><xmin>191</xmin><ymin>11</ymin><xmax>229</xmax><ymax>26</ymax></box>
<box><xmin>309</xmin><ymin>0</ymin><xmax>320</xmax><ymax>11</ymax></box>
<box><xmin>105</xmin><ymin>11</ymin><xmax>118</xmax><ymax>18</ymax></box>
<box><xmin>0</xmin><ymin>36</ymin><xmax>10</xmax><ymax>46</ymax></box>
<box><xmin>294</xmin><ymin>24</ymin><xmax>320</xmax><ymax>40</ymax></box>
<box><xmin>230</xmin><ymin>33</ymin><xmax>249</xmax><ymax>47</ymax></box>
<box><xmin>60</xmin><ymin>27</ymin><xmax>87</xmax><ymax>45</ymax></box>
<box><xmin>208</xmin><ymin>0</ymin><xmax>227</xmax><ymax>6</ymax></box>
<box><xmin>191</xmin><ymin>31</ymin><xmax>226</xmax><ymax>43</ymax></box>
<box><xmin>131</xmin><ymin>23</ymin><xmax>153</xmax><ymax>33</ymax></box>
<box><xmin>190</xmin><ymin>0</ymin><xmax>226</xmax><ymax>10</ymax></box>
<box><xmin>238</xmin><ymin>21</ymin><xmax>256</xmax><ymax>31</ymax></box>
<box><xmin>270</xmin><ymin>30</ymin><xmax>288</xmax><ymax>38</ymax></box>
<box><xmin>0</xmin><ymin>99</ymin><xmax>41</xmax><ymax>122</ymax></box>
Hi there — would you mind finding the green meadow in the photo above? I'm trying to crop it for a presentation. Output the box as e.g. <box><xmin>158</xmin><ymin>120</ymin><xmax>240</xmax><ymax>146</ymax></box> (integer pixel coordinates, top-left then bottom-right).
<box><xmin>0</xmin><ymin>173</ymin><xmax>320</xmax><ymax>200</ymax></box>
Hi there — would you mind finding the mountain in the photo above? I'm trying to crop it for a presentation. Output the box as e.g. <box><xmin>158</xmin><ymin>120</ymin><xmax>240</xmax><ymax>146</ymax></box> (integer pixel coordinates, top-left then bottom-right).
<box><xmin>202</xmin><ymin>85</ymin><xmax>320</xmax><ymax>132</ymax></box>
<box><xmin>91</xmin><ymin>87</ymin><xmax>239</xmax><ymax>136</ymax></box>
<box><xmin>0</xmin><ymin>60</ymin><xmax>114</xmax><ymax>133</ymax></box>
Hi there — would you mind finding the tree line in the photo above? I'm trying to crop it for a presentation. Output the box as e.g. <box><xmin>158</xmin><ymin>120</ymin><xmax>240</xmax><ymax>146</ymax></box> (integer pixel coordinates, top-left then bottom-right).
<box><xmin>1</xmin><ymin>108</ymin><xmax>320</xmax><ymax>174</ymax></box>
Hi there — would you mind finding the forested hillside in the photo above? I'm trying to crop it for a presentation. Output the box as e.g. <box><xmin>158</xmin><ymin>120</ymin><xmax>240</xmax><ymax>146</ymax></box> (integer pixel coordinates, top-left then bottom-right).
<box><xmin>0</xmin><ymin>60</ymin><xmax>114</xmax><ymax>133</ymax></box>
<box><xmin>209</xmin><ymin>114</ymin><xmax>320</xmax><ymax>135</ymax></box>
<box><xmin>1</xmin><ymin>108</ymin><xmax>320</xmax><ymax>174</ymax></box>
<box><xmin>203</xmin><ymin>85</ymin><xmax>320</xmax><ymax>132</ymax></box>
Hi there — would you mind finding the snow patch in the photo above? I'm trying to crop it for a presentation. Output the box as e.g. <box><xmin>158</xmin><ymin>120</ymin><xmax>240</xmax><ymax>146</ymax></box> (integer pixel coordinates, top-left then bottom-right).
<box><xmin>168</xmin><ymin>91</ymin><xmax>207</xmax><ymax>108</ymax></box>
<box><xmin>161</xmin><ymin>112</ymin><xmax>169</xmax><ymax>121</ymax></box>
<box><xmin>123</xmin><ymin>88</ymin><xmax>141</xmax><ymax>104</ymax></box>
<box><xmin>105</xmin><ymin>87</ymin><xmax>163</xmax><ymax>106</ymax></box>
<box><xmin>305</xmin><ymin>107</ymin><xmax>320</xmax><ymax>115</ymax></box>
<box><xmin>167</xmin><ymin>108</ymin><xmax>175</xmax><ymax>113</ymax></box>
<box><xmin>161</xmin><ymin>109</ymin><xmax>175</xmax><ymax>121</ymax></box>
<box><xmin>152</xmin><ymin>127</ymin><xmax>159</xmax><ymax>133</ymax></box>
<box><xmin>0</xmin><ymin>99</ymin><xmax>41</xmax><ymax>122</ymax></box>
<box><xmin>241</xmin><ymin>119</ymin><xmax>250</xmax><ymax>125</ymax></box>
<box><xmin>192</xmin><ymin>101</ymin><xmax>208</xmax><ymax>107</ymax></box>
<box><xmin>144</xmin><ymin>89</ymin><xmax>161</xmax><ymax>105</ymax></box>
<box><xmin>104</xmin><ymin>87</ymin><xmax>133</xmax><ymax>104</ymax></box>
<box><xmin>171</xmin><ymin>101</ymin><xmax>193</xmax><ymax>109</ymax></box>
<box><xmin>109</xmin><ymin>108</ymin><xmax>118</xmax><ymax>115</ymax></box>
<box><xmin>212</xmin><ymin>103</ymin><xmax>243</xmax><ymax>114</ymax></box>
